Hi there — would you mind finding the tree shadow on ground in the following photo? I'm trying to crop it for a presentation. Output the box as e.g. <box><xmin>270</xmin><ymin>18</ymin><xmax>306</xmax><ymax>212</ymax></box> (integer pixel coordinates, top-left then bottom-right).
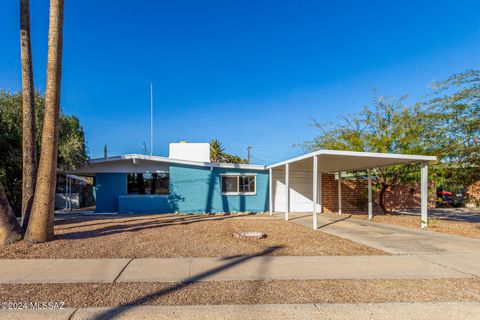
<box><xmin>91</xmin><ymin>245</ymin><xmax>283</xmax><ymax>320</ymax></box>
<box><xmin>55</xmin><ymin>213</ymin><xmax>258</xmax><ymax>240</ymax></box>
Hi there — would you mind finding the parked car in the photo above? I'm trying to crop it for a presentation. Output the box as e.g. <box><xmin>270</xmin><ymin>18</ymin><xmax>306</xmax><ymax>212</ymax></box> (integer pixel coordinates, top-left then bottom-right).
<box><xmin>436</xmin><ymin>187</ymin><xmax>469</xmax><ymax>207</ymax></box>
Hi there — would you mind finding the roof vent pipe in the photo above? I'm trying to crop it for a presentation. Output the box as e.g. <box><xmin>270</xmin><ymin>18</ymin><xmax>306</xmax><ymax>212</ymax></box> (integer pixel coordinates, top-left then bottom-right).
<box><xmin>104</xmin><ymin>145</ymin><xmax>107</xmax><ymax>159</ymax></box>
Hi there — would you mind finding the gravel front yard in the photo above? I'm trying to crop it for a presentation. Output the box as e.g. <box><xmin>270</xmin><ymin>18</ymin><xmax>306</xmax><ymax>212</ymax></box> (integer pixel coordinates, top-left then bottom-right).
<box><xmin>0</xmin><ymin>214</ymin><xmax>384</xmax><ymax>258</ymax></box>
<box><xmin>353</xmin><ymin>214</ymin><xmax>480</xmax><ymax>239</ymax></box>
<box><xmin>1</xmin><ymin>279</ymin><xmax>479</xmax><ymax>307</ymax></box>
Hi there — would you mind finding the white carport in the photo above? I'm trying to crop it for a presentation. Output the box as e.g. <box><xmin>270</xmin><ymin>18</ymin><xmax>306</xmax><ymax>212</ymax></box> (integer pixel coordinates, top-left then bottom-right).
<box><xmin>267</xmin><ymin>150</ymin><xmax>436</xmax><ymax>229</ymax></box>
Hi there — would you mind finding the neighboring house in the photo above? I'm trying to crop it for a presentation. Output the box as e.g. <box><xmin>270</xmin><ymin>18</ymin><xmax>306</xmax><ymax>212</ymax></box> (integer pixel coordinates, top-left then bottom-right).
<box><xmin>70</xmin><ymin>142</ymin><xmax>435</xmax><ymax>216</ymax></box>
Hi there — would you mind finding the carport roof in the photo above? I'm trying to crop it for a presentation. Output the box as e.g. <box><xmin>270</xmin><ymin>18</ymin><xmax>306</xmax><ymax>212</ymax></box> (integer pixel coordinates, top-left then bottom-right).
<box><xmin>267</xmin><ymin>150</ymin><xmax>436</xmax><ymax>173</ymax></box>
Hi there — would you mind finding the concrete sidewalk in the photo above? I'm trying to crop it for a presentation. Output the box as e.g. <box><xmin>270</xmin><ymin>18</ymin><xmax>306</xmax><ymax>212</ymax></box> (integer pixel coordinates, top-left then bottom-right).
<box><xmin>2</xmin><ymin>302</ymin><xmax>480</xmax><ymax>320</ymax></box>
<box><xmin>0</xmin><ymin>253</ymin><xmax>478</xmax><ymax>284</ymax></box>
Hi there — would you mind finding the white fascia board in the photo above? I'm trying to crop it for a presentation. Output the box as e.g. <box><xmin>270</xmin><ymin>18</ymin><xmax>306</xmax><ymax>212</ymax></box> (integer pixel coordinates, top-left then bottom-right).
<box><xmin>88</xmin><ymin>154</ymin><xmax>267</xmax><ymax>170</ymax></box>
<box><xmin>267</xmin><ymin>149</ymin><xmax>437</xmax><ymax>169</ymax></box>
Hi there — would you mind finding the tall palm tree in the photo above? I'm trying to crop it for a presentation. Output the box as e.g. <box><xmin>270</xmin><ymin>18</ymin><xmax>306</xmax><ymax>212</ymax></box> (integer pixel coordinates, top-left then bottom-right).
<box><xmin>20</xmin><ymin>0</ymin><xmax>37</xmax><ymax>229</ymax></box>
<box><xmin>0</xmin><ymin>182</ymin><xmax>23</xmax><ymax>245</ymax></box>
<box><xmin>25</xmin><ymin>0</ymin><xmax>64</xmax><ymax>243</ymax></box>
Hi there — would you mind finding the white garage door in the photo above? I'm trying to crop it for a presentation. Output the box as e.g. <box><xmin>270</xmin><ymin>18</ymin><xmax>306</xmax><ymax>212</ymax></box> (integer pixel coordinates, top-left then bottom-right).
<box><xmin>272</xmin><ymin>169</ymin><xmax>320</xmax><ymax>212</ymax></box>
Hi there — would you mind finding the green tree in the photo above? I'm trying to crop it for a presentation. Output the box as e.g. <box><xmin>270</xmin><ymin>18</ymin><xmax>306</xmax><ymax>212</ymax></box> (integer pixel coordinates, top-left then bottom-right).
<box><xmin>0</xmin><ymin>91</ymin><xmax>87</xmax><ymax>217</ymax></box>
<box><xmin>423</xmin><ymin>69</ymin><xmax>480</xmax><ymax>189</ymax></box>
<box><xmin>305</xmin><ymin>95</ymin><xmax>430</xmax><ymax>213</ymax></box>
<box><xmin>209</xmin><ymin>139</ymin><xmax>246</xmax><ymax>164</ymax></box>
<box><xmin>209</xmin><ymin>139</ymin><xmax>225</xmax><ymax>163</ymax></box>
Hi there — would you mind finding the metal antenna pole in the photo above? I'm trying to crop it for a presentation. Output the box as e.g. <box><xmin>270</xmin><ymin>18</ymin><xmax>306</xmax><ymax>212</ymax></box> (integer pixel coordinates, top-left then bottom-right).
<box><xmin>150</xmin><ymin>82</ymin><xmax>153</xmax><ymax>156</ymax></box>
<box><xmin>247</xmin><ymin>145</ymin><xmax>252</xmax><ymax>164</ymax></box>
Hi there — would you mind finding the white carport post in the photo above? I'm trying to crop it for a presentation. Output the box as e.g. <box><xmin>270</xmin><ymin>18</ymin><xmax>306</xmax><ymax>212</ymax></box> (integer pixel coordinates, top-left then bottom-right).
<box><xmin>269</xmin><ymin>168</ymin><xmax>273</xmax><ymax>215</ymax></box>
<box><xmin>319</xmin><ymin>172</ymin><xmax>323</xmax><ymax>213</ymax></box>
<box><xmin>338</xmin><ymin>172</ymin><xmax>342</xmax><ymax>215</ymax></box>
<box><xmin>285</xmin><ymin>163</ymin><xmax>290</xmax><ymax>221</ymax></box>
<box><xmin>64</xmin><ymin>174</ymin><xmax>68</xmax><ymax>211</ymax></box>
<box><xmin>312</xmin><ymin>156</ymin><xmax>318</xmax><ymax>229</ymax></box>
<box><xmin>421</xmin><ymin>162</ymin><xmax>428</xmax><ymax>228</ymax></box>
<box><xmin>368</xmin><ymin>169</ymin><xmax>373</xmax><ymax>220</ymax></box>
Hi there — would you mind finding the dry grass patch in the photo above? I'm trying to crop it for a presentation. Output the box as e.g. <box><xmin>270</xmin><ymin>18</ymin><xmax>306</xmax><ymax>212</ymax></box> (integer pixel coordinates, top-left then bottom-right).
<box><xmin>353</xmin><ymin>214</ymin><xmax>480</xmax><ymax>239</ymax></box>
<box><xmin>1</xmin><ymin>279</ymin><xmax>479</xmax><ymax>307</ymax></box>
<box><xmin>0</xmin><ymin>214</ymin><xmax>384</xmax><ymax>258</ymax></box>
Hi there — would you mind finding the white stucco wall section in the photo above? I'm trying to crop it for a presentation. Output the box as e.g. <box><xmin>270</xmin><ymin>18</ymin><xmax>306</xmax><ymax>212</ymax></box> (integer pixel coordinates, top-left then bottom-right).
<box><xmin>169</xmin><ymin>143</ymin><xmax>211</xmax><ymax>162</ymax></box>
<box><xmin>272</xmin><ymin>168</ymin><xmax>322</xmax><ymax>213</ymax></box>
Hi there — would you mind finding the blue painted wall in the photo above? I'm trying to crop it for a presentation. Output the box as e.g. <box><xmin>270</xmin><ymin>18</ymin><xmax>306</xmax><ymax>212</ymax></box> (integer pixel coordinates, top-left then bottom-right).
<box><xmin>169</xmin><ymin>164</ymin><xmax>269</xmax><ymax>213</ymax></box>
<box><xmin>95</xmin><ymin>173</ymin><xmax>126</xmax><ymax>212</ymax></box>
<box><xmin>94</xmin><ymin>165</ymin><xmax>269</xmax><ymax>213</ymax></box>
<box><xmin>119</xmin><ymin>195</ymin><xmax>175</xmax><ymax>214</ymax></box>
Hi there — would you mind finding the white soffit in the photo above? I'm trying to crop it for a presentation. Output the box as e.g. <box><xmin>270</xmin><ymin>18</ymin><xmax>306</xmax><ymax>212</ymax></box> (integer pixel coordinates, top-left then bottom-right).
<box><xmin>70</xmin><ymin>154</ymin><xmax>266</xmax><ymax>175</ymax></box>
<box><xmin>268</xmin><ymin>150</ymin><xmax>436</xmax><ymax>172</ymax></box>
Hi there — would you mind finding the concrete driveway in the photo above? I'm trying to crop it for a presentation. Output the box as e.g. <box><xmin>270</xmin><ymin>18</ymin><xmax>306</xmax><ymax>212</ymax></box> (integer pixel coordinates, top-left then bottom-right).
<box><xmin>273</xmin><ymin>212</ymin><xmax>480</xmax><ymax>279</ymax></box>
<box><xmin>280</xmin><ymin>212</ymin><xmax>480</xmax><ymax>255</ymax></box>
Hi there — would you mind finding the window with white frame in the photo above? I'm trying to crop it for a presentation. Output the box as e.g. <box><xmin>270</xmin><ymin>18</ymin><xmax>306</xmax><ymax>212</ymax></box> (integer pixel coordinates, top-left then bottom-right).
<box><xmin>221</xmin><ymin>175</ymin><xmax>256</xmax><ymax>194</ymax></box>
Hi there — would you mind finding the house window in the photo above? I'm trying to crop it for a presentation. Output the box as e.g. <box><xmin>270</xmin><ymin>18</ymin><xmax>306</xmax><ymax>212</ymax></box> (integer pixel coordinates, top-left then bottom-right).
<box><xmin>221</xmin><ymin>175</ymin><xmax>256</xmax><ymax>195</ymax></box>
<box><xmin>127</xmin><ymin>172</ymin><xmax>169</xmax><ymax>195</ymax></box>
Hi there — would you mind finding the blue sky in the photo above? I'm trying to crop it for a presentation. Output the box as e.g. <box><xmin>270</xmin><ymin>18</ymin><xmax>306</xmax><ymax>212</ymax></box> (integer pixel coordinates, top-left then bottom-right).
<box><xmin>1</xmin><ymin>1</ymin><xmax>480</xmax><ymax>164</ymax></box>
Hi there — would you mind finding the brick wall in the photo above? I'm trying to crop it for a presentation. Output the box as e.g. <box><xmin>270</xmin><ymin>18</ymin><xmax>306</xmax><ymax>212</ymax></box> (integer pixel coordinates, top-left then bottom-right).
<box><xmin>320</xmin><ymin>173</ymin><xmax>432</xmax><ymax>214</ymax></box>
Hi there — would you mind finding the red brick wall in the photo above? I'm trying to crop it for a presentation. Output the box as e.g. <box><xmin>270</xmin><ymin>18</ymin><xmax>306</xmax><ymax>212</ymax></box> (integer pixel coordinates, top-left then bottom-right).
<box><xmin>320</xmin><ymin>173</ymin><xmax>433</xmax><ymax>214</ymax></box>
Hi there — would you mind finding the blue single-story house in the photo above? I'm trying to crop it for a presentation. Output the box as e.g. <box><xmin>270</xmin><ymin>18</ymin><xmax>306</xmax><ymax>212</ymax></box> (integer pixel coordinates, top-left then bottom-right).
<box><xmin>71</xmin><ymin>143</ymin><xmax>269</xmax><ymax>214</ymax></box>
<box><xmin>69</xmin><ymin>142</ymin><xmax>436</xmax><ymax>228</ymax></box>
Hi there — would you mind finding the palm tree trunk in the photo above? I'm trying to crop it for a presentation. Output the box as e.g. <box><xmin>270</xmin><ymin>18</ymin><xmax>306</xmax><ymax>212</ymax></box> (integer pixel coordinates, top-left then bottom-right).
<box><xmin>24</xmin><ymin>0</ymin><xmax>64</xmax><ymax>243</ymax></box>
<box><xmin>20</xmin><ymin>0</ymin><xmax>37</xmax><ymax>229</ymax></box>
<box><xmin>0</xmin><ymin>182</ymin><xmax>23</xmax><ymax>245</ymax></box>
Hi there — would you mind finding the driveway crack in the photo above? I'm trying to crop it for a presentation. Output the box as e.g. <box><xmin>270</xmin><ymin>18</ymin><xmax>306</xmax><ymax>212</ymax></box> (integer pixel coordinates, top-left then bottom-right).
<box><xmin>417</xmin><ymin>256</ymin><xmax>478</xmax><ymax>278</ymax></box>
<box><xmin>113</xmin><ymin>258</ymin><xmax>134</xmax><ymax>283</ymax></box>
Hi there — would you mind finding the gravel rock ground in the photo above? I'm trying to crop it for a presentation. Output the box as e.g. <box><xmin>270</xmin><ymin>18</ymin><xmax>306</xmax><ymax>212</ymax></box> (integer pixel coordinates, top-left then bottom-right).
<box><xmin>0</xmin><ymin>279</ymin><xmax>479</xmax><ymax>307</ymax></box>
<box><xmin>0</xmin><ymin>214</ymin><xmax>384</xmax><ymax>258</ymax></box>
<box><xmin>353</xmin><ymin>214</ymin><xmax>480</xmax><ymax>238</ymax></box>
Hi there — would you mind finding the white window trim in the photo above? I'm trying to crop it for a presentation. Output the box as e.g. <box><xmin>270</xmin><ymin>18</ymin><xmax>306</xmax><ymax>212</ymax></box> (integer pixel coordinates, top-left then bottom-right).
<box><xmin>220</xmin><ymin>174</ymin><xmax>257</xmax><ymax>196</ymax></box>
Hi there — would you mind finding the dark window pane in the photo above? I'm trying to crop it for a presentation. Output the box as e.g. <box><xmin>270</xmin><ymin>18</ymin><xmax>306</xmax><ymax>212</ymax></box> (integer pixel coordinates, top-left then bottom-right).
<box><xmin>127</xmin><ymin>173</ymin><xmax>139</xmax><ymax>194</ymax></box>
<box><xmin>143</xmin><ymin>173</ymin><xmax>152</xmax><ymax>194</ymax></box>
<box><xmin>155</xmin><ymin>173</ymin><xmax>169</xmax><ymax>195</ymax></box>
<box><xmin>127</xmin><ymin>172</ymin><xmax>169</xmax><ymax>195</ymax></box>
<box><xmin>222</xmin><ymin>176</ymin><xmax>238</xmax><ymax>193</ymax></box>
<box><xmin>138</xmin><ymin>173</ymin><xmax>145</xmax><ymax>194</ymax></box>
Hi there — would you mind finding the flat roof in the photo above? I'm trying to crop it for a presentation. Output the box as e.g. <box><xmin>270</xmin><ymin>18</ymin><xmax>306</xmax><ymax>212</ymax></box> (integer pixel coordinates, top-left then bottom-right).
<box><xmin>72</xmin><ymin>154</ymin><xmax>267</xmax><ymax>174</ymax></box>
<box><xmin>71</xmin><ymin>150</ymin><xmax>437</xmax><ymax>175</ymax></box>
<box><xmin>268</xmin><ymin>149</ymin><xmax>436</xmax><ymax>172</ymax></box>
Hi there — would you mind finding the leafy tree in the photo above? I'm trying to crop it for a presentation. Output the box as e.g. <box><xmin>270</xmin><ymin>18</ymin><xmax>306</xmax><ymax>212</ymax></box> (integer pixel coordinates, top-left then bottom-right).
<box><xmin>423</xmin><ymin>69</ymin><xmax>480</xmax><ymax>189</ymax></box>
<box><xmin>209</xmin><ymin>139</ymin><xmax>246</xmax><ymax>164</ymax></box>
<box><xmin>209</xmin><ymin>139</ymin><xmax>225</xmax><ymax>163</ymax></box>
<box><xmin>0</xmin><ymin>91</ymin><xmax>87</xmax><ymax>218</ymax></box>
<box><xmin>305</xmin><ymin>95</ymin><xmax>430</xmax><ymax>213</ymax></box>
<box><xmin>222</xmin><ymin>154</ymin><xmax>245</xmax><ymax>164</ymax></box>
